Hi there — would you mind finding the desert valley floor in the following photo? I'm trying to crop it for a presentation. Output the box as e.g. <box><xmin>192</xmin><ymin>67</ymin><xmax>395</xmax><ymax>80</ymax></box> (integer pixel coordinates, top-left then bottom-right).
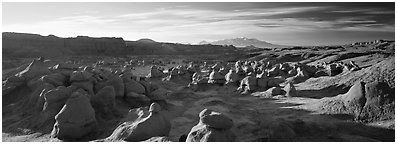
<box><xmin>2</xmin><ymin>36</ymin><xmax>395</xmax><ymax>142</ymax></box>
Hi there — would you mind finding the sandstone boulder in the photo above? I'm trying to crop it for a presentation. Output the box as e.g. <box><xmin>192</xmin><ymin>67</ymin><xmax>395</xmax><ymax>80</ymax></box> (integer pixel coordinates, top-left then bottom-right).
<box><xmin>106</xmin><ymin>103</ymin><xmax>171</xmax><ymax>141</ymax></box>
<box><xmin>148</xmin><ymin>87</ymin><xmax>170</xmax><ymax>101</ymax></box>
<box><xmin>208</xmin><ymin>70</ymin><xmax>225</xmax><ymax>85</ymax></box>
<box><xmin>341</xmin><ymin>82</ymin><xmax>366</xmax><ymax>117</ymax></box>
<box><xmin>124</xmin><ymin>79</ymin><xmax>146</xmax><ymax>95</ymax></box>
<box><xmin>71</xmin><ymin>80</ymin><xmax>95</xmax><ymax>96</ymax></box>
<box><xmin>284</xmin><ymin>83</ymin><xmax>297</xmax><ymax>97</ymax></box>
<box><xmin>237</xmin><ymin>76</ymin><xmax>257</xmax><ymax>93</ymax></box>
<box><xmin>43</xmin><ymin>86</ymin><xmax>74</xmax><ymax>113</ymax></box>
<box><xmin>92</xmin><ymin>86</ymin><xmax>116</xmax><ymax>108</ymax></box>
<box><xmin>257</xmin><ymin>74</ymin><xmax>269</xmax><ymax>91</ymax></box>
<box><xmin>95</xmin><ymin>75</ymin><xmax>124</xmax><ymax>98</ymax></box>
<box><xmin>120</xmin><ymin>72</ymin><xmax>137</xmax><ymax>83</ymax></box>
<box><xmin>291</xmin><ymin>67</ymin><xmax>310</xmax><ymax>83</ymax></box>
<box><xmin>225</xmin><ymin>69</ymin><xmax>239</xmax><ymax>85</ymax></box>
<box><xmin>199</xmin><ymin>109</ymin><xmax>234</xmax><ymax>129</ymax></box>
<box><xmin>358</xmin><ymin>81</ymin><xmax>394</xmax><ymax>122</ymax></box>
<box><xmin>51</xmin><ymin>92</ymin><xmax>97</xmax><ymax>141</ymax></box>
<box><xmin>327</xmin><ymin>63</ymin><xmax>343</xmax><ymax>76</ymax></box>
<box><xmin>287</xmin><ymin>69</ymin><xmax>297</xmax><ymax>77</ymax></box>
<box><xmin>125</xmin><ymin>92</ymin><xmax>151</xmax><ymax>108</ymax></box>
<box><xmin>186</xmin><ymin>109</ymin><xmax>235</xmax><ymax>142</ymax></box>
<box><xmin>268</xmin><ymin>65</ymin><xmax>281</xmax><ymax>77</ymax></box>
<box><xmin>148</xmin><ymin>65</ymin><xmax>165</xmax><ymax>78</ymax></box>
<box><xmin>38</xmin><ymin>86</ymin><xmax>74</xmax><ymax>129</ymax></box>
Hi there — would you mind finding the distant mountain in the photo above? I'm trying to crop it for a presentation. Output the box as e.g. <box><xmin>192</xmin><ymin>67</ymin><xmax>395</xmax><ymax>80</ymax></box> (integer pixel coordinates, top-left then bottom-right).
<box><xmin>200</xmin><ymin>37</ymin><xmax>288</xmax><ymax>48</ymax></box>
<box><xmin>137</xmin><ymin>38</ymin><xmax>157</xmax><ymax>43</ymax></box>
<box><xmin>198</xmin><ymin>40</ymin><xmax>210</xmax><ymax>45</ymax></box>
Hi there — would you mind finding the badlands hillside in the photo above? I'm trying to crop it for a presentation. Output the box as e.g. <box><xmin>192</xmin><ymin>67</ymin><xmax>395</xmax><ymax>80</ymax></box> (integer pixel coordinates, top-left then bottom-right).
<box><xmin>2</xmin><ymin>33</ymin><xmax>395</xmax><ymax>142</ymax></box>
<box><xmin>3</xmin><ymin>32</ymin><xmax>239</xmax><ymax>58</ymax></box>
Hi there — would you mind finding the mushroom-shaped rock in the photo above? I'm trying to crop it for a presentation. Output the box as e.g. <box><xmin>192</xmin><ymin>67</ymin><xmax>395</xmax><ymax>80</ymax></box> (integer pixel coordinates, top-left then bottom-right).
<box><xmin>225</xmin><ymin>69</ymin><xmax>239</xmax><ymax>85</ymax></box>
<box><xmin>284</xmin><ymin>83</ymin><xmax>297</xmax><ymax>97</ymax></box>
<box><xmin>237</xmin><ymin>76</ymin><xmax>257</xmax><ymax>93</ymax></box>
<box><xmin>106</xmin><ymin>103</ymin><xmax>171</xmax><ymax>141</ymax></box>
<box><xmin>208</xmin><ymin>70</ymin><xmax>225</xmax><ymax>85</ymax></box>
<box><xmin>291</xmin><ymin>67</ymin><xmax>310</xmax><ymax>83</ymax></box>
<box><xmin>186</xmin><ymin>109</ymin><xmax>235</xmax><ymax>142</ymax></box>
<box><xmin>200</xmin><ymin>109</ymin><xmax>234</xmax><ymax>129</ymax></box>
<box><xmin>51</xmin><ymin>91</ymin><xmax>97</xmax><ymax>141</ymax></box>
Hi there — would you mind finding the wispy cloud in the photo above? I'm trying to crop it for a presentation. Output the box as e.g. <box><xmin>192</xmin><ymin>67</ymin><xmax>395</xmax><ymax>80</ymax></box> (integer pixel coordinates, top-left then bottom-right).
<box><xmin>2</xmin><ymin>2</ymin><xmax>394</xmax><ymax>45</ymax></box>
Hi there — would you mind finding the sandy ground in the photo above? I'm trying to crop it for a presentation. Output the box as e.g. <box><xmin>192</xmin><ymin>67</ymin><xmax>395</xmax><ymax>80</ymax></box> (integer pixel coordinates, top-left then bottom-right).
<box><xmin>2</xmin><ymin>47</ymin><xmax>395</xmax><ymax>141</ymax></box>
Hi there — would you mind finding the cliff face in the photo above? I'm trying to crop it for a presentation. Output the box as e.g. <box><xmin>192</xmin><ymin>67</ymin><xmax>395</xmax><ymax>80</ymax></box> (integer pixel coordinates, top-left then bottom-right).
<box><xmin>3</xmin><ymin>32</ymin><xmax>239</xmax><ymax>58</ymax></box>
<box><xmin>125</xmin><ymin>41</ymin><xmax>238</xmax><ymax>55</ymax></box>
<box><xmin>3</xmin><ymin>32</ymin><xmax>126</xmax><ymax>58</ymax></box>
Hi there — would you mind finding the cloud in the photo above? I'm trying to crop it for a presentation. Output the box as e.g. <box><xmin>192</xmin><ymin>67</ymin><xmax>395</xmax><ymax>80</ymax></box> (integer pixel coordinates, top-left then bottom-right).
<box><xmin>3</xmin><ymin>3</ymin><xmax>394</xmax><ymax>45</ymax></box>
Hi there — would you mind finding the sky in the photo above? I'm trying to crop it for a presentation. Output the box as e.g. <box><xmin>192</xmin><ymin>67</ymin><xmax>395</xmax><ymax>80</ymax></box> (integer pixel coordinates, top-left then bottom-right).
<box><xmin>2</xmin><ymin>2</ymin><xmax>395</xmax><ymax>46</ymax></box>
